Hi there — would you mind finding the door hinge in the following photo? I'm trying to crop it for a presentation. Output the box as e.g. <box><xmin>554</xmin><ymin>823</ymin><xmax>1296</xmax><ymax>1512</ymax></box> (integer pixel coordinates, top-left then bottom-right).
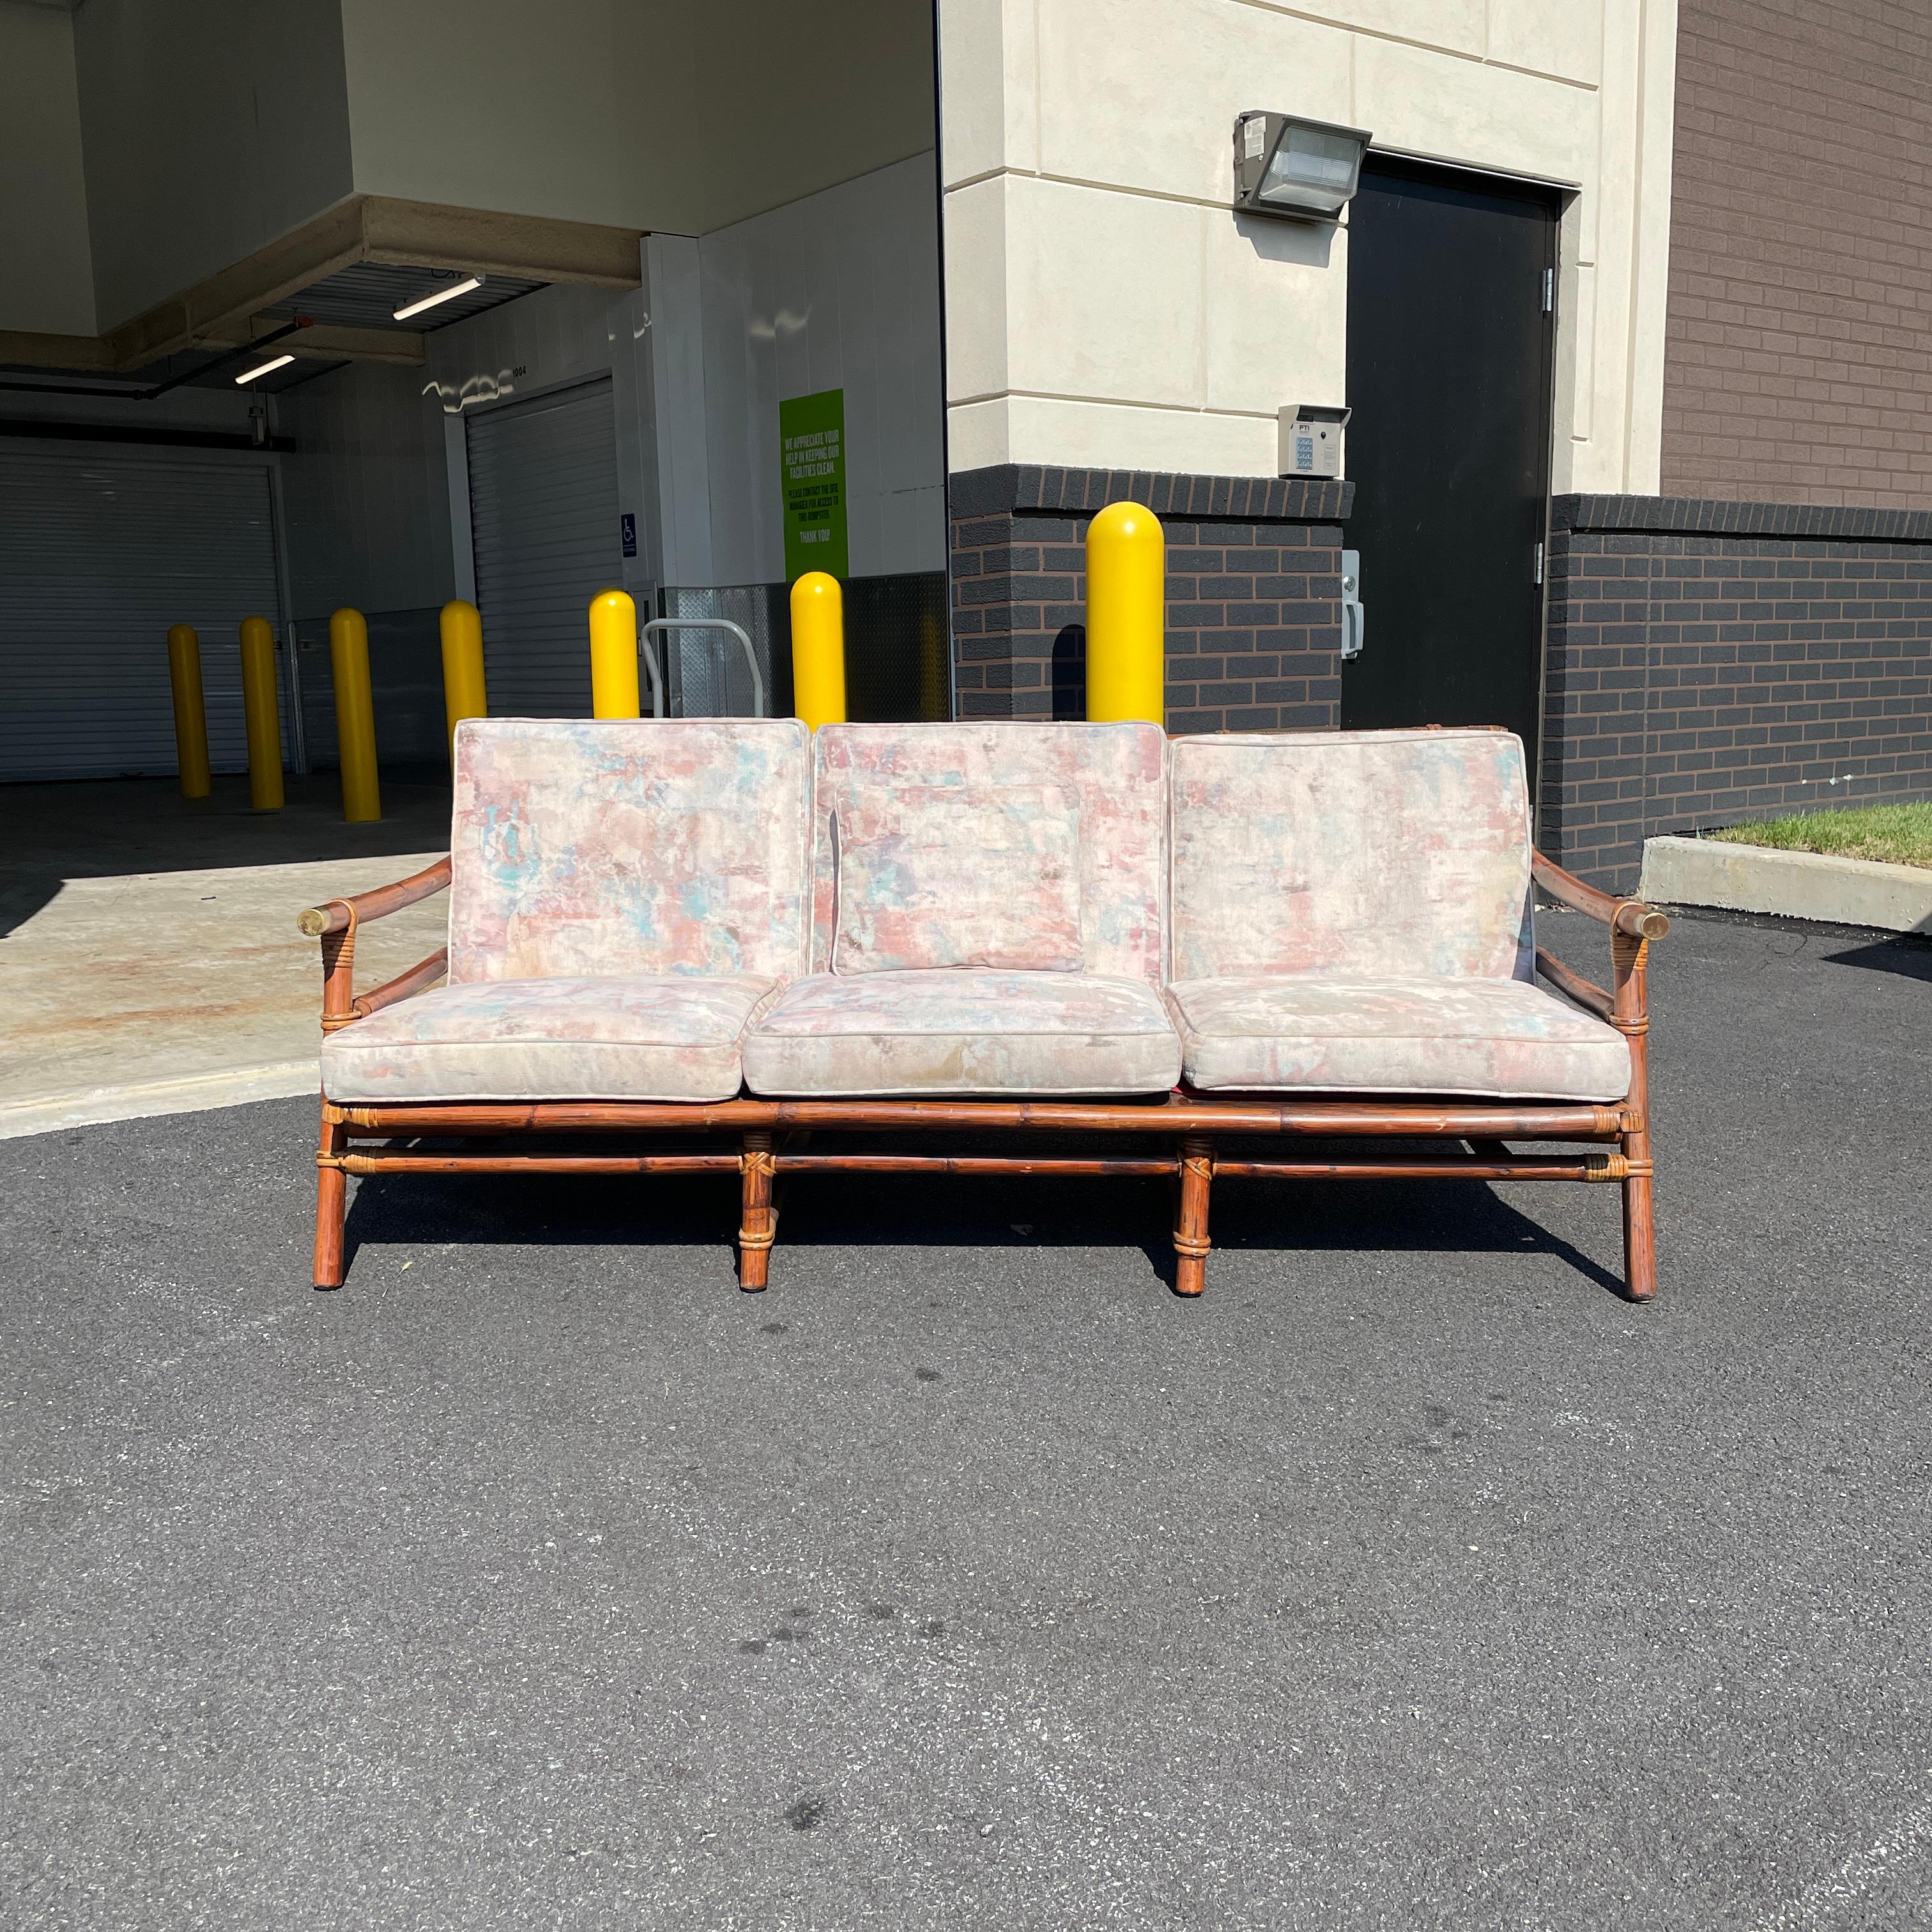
<box><xmin>1533</xmin><ymin>539</ymin><xmax>1545</xmax><ymax>585</ymax></box>
<box><xmin>1542</xmin><ymin>267</ymin><xmax>1554</xmax><ymax>315</ymax></box>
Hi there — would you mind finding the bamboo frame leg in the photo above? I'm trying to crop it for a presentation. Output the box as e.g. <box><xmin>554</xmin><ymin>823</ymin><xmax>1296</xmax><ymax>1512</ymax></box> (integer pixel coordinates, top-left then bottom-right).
<box><xmin>1613</xmin><ymin>933</ymin><xmax>1659</xmax><ymax>1303</ymax></box>
<box><xmin>314</xmin><ymin>1112</ymin><xmax>348</xmax><ymax>1289</ymax></box>
<box><xmin>1174</xmin><ymin>1136</ymin><xmax>1213</xmax><ymax>1298</ymax></box>
<box><xmin>738</xmin><ymin>1130</ymin><xmax>776</xmax><ymax>1291</ymax></box>
<box><xmin>1621</xmin><ymin>1149</ymin><xmax>1657</xmax><ymax>1303</ymax></box>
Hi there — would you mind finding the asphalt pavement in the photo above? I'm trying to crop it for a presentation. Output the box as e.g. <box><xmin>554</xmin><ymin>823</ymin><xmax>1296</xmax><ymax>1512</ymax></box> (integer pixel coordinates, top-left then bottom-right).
<box><xmin>3</xmin><ymin>910</ymin><xmax>1928</xmax><ymax>1930</ymax></box>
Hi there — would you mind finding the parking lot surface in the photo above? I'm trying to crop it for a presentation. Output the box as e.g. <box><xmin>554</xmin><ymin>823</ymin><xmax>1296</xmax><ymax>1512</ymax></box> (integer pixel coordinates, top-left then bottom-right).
<box><xmin>3</xmin><ymin>912</ymin><xmax>1928</xmax><ymax>1929</ymax></box>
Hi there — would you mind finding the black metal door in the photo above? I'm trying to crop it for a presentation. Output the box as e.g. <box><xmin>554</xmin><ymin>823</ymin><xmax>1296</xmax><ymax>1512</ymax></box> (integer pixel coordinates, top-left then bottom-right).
<box><xmin>1340</xmin><ymin>157</ymin><xmax>1557</xmax><ymax>760</ymax></box>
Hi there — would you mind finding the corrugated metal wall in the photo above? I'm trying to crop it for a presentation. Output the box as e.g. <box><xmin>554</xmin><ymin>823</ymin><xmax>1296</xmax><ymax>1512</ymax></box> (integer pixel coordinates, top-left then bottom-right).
<box><xmin>465</xmin><ymin>379</ymin><xmax>622</xmax><ymax>719</ymax></box>
<box><xmin>0</xmin><ymin>442</ymin><xmax>284</xmax><ymax>781</ymax></box>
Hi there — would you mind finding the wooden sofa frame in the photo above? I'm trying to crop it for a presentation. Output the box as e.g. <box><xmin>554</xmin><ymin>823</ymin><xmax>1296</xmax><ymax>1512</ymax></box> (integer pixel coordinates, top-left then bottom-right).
<box><xmin>300</xmin><ymin>852</ymin><xmax>1667</xmax><ymax>1301</ymax></box>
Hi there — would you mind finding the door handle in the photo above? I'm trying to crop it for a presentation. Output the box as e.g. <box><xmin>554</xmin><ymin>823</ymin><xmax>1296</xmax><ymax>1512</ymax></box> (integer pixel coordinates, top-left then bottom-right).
<box><xmin>1340</xmin><ymin>549</ymin><xmax>1365</xmax><ymax>661</ymax></box>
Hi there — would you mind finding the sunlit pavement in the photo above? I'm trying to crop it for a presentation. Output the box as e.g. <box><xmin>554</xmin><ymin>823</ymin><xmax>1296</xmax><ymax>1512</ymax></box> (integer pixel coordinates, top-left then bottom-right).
<box><xmin>1</xmin><ymin>773</ymin><xmax>447</xmax><ymax>1137</ymax></box>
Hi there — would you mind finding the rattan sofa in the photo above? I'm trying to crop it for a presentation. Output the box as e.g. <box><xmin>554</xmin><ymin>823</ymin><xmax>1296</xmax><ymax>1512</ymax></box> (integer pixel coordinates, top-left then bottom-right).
<box><xmin>300</xmin><ymin>718</ymin><xmax>1666</xmax><ymax>1300</ymax></box>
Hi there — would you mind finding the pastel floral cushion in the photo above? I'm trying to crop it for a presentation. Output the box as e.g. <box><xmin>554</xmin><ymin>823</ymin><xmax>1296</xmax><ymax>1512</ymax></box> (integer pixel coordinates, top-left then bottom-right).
<box><xmin>1170</xmin><ymin>728</ymin><xmax>1535</xmax><ymax>982</ymax></box>
<box><xmin>742</xmin><ymin>969</ymin><xmax>1182</xmax><ymax>1097</ymax></box>
<box><xmin>1167</xmin><ymin>976</ymin><xmax>1629</xmax><ymax>1100</ymax></box>
<box><xmin>448</xmin><ymin>718</ymin><xmax>811</xmax><ymax>984</ymax></box>
<box><xmin>832</xmin><ymin>784</ymin><xmax>1084</xmax><ymax>974</ymax></box>
<box><xmin>321</xmin><ymin>975</ymin><xmax>777</xmax><ymax>1103</ymax></box>
<box><xmin>811</xmin><ymin>723</ymin><xmax>1169</xmax><ymax>982</ymax></box>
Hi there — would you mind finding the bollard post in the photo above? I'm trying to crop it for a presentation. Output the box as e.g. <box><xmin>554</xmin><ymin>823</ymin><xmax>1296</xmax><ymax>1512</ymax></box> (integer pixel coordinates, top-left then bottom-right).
<box><xmin>1085</xmin><ymin>500</ymin><xmax>1165</xmax><ymax>726</ymax></box>
<box><xmin>328</xmin><ymin>607</ymin><xmax>381</xmax><ymax>823</ymax></box>
<box><xmin>238</xmin><ymin>615</ymin><xmax>286</xmax><ymax>811</ymax></box>
<box><xmin>588</xmin><ymin>589</ymin><xmax>640</xmax><ymax>719</ymax></box>
<box><xmin>165</xmin><ymin>624</ymin><xmax>211</xmax><ymax>799</ymax></box>
<box><xmin>789</xmin><ymin>571</ymin><xmax>847</xmax><ymax>729</ymax></box>
<box><xmin>439</xmin><ymin>598</ymin><xmax>487</xmax><ymax>753</ymax></box>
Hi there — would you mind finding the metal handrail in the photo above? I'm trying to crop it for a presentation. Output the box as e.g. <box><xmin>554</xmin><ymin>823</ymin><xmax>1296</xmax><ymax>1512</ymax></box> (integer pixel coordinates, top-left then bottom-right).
<box><xmin>640</xmin><ymin>617</ymin><xmax>764</xmax><ymax>719</ymax></box>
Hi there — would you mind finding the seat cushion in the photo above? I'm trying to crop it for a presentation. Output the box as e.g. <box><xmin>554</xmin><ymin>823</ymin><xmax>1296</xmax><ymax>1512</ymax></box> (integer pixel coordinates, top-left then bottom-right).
<box><xmin>742</xmin><ymin>970</ymin><xmax>1182</xmax><ymax>1098</ymax></box>
<box><xmin>321</xmin><ymin>976</ymin><xmax>776</xmax><ymax>1104</ymax></box>
<box><xmin>1168</xmin><ymin>976</ymin><xmax>1630</xmax><ymax>1100</ymax></box>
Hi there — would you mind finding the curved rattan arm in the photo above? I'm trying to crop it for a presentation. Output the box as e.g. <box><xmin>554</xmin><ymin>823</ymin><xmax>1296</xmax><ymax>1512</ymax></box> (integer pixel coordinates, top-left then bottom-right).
<box><xmin>1535</xmin><ymin>946</ymin><xmax>1613</xmax><ymax>1020</ymax></box>
<box><xmin>1532</xmin><ymin>850</ymin><xmax>1669</xmax><ymax>941</ymax></box>
<box><xmin>301</xmin><ymin>856</ymin><xmax>452</xmax><ymax>1034</ymax></box>
<box><xmin>298</xmin><ymin>855</ymin><xmax>452</xmax><ymax>937</ymax></box>
<box><xmin>352</xmin><ymin>947</ymin><xmax>449</xmax><ymax>1021</ymax></box>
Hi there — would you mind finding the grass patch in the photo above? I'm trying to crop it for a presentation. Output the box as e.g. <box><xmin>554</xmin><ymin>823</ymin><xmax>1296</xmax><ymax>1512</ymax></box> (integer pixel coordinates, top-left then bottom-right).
<box><xmin>1705</xmin><ymin>801</ymin><xmax>1932</xmax><ymax>870</ymax></box>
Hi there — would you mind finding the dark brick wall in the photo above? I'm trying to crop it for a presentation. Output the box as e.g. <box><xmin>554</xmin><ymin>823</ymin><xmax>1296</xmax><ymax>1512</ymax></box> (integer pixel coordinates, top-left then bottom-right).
<box><xmin>948</xmin><ymin>466</ymin><xmax>1349</xmax><ymax>730</ymax></box>
<box><xmin>1542</xmin><ymin>496</ymin><xmax>1932</xmax><ymax>891</ymax></box>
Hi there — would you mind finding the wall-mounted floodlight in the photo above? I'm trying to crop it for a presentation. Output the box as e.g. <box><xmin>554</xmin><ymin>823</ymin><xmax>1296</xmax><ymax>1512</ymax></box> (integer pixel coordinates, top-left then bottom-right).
<box><xmin>393</xmin><ymin>275</ymin><xmax>484</xmax><ymax>321</ymax></box>
<box><xmin>234</xmin><ymin>353</ymin><xmax>295</xmax><ymax>385</ymax></box>
<box><xmin>1233</xmin><ymin>112</ymin><xmax>1371</xmax><ymax>223</ymax></box>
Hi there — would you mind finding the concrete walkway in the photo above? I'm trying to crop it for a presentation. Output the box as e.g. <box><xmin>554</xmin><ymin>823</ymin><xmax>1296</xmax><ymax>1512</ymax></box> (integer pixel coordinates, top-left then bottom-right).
<box><xmin>1</xmin><ymin>774</ymin><xmax>450</xmax><ymax>1138</ymax></box>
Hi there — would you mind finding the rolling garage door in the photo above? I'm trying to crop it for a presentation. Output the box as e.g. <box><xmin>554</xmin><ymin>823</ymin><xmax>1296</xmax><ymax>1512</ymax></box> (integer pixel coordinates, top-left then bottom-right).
<box><xmin>0</xmin><ymin>443</ymin><xmax>283</xmax><ymax>781</ymax></box>
<box><xmin>466</xmin><ymin>379</ymin><xmax>622</xmax><ymax>718</ymax></box>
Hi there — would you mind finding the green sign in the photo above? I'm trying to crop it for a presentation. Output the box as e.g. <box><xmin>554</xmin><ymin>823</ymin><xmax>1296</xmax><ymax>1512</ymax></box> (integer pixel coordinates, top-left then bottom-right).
<box><xmin>780</xmin><ymin>388</ymin><xmax>848</xmax><ymax>583</ymax></box>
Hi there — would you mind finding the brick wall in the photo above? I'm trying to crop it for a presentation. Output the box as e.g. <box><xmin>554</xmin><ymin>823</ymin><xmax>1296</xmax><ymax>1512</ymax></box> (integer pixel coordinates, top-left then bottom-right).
<box><xmin>1664</xmin><ymin>0</ymin><xmax>1932</xmax><ymax>505</ymax></box>
<box><xmin>948</xmin><ymin>466</ymin><xmax>1348</xmax><ymax>729</ymax></box>
<box><xmin>1542</xmin><ymin>496</ymin><xmax>1932</xmax><ymax>891</ymax></box>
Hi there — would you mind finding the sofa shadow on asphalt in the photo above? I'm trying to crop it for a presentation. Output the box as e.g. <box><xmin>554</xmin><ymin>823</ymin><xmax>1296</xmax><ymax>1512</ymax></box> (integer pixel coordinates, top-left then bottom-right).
<box><xmin>336</xmin><ymin>1164</ymin><xmax>1628</xmax><ymax>1300</ymax></box>
<box><xmin>1821</xmin><ymin>934</ymin><xmax>1932</xmax><ymax>981</ymax></box>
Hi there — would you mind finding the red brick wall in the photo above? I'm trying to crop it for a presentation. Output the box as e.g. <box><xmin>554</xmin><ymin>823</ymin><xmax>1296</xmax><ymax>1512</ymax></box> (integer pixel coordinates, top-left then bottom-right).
<box><xmin>1663</xmin><ymin>0</ymin><xmax>1932</xmax><ymax>507</ymax></box>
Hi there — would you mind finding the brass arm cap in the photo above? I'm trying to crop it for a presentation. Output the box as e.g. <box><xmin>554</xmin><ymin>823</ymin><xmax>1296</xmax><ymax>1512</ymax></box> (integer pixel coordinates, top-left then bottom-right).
<box><xmin>297</xmin><ymin>907</ymin><xmax>331</xmax><ymax>936</ymax></box>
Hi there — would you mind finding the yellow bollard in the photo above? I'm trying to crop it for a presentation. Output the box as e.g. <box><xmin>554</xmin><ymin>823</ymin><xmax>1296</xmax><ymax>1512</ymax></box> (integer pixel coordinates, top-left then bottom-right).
<box><xmin>328</xmin><ymin>607</ymin><xmax>381</xmax><ymax>823</ymax></box>
<box><xmin>790</xmin><ymin>571</ymin><xmax>847</xmax><ymax>729</ymax></box>
<box><xmin>165</xmin><ymin>624</ymin><xmax>211</xmax><ymax>799</ymax></box>
<box><xmin>439</xmin><ymin>598</ymin><xmax>488</xmax><ymax>753</ymax></box>
<box><xmin>588</xmin><ymin>588</ymin><xmax>640</xmax><ymax>719</ymax></box>
<box><xmin>238</xmin><ymin>615</ymin><xmax>286</xmax><ymax>811</ymax></box>
<box><xmin>1085</xmin><ymin>500</ymin><xmax>1166</xmax><ymax>726</ymax></box>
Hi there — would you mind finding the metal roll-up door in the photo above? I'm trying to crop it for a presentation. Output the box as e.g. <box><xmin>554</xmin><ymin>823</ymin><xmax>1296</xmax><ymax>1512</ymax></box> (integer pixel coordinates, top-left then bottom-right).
<box><xmin>466</xmin><ymin>379</ymin><xmax>623</xmax><ymax>718</ymax></box>
<box><xmin>0</xmin><ymin>443</ymin><xmax>282</xmax><ymax>781</ymax></box>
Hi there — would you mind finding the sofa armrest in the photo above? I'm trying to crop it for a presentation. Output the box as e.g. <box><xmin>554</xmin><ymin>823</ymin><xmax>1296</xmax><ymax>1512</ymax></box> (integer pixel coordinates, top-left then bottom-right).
<box><xmin>1531</xmin><ymin>849</ymin><xmax>1664</xmax><ymax>1057</ymax></box>
<box><xmin>297</xmin><ymin>855</ymin><xmax>452</xmax><ymax>1034</ymax></box>
<box><xmin>351</xmin><ymin>947</ymin><xmax>450</xmax><ymax>1022</ymax></box>
<box><xmin>1531</xmin><ymin>848</ymin><xmax>1669</xmax><ymax>941</ymax></box>
<box><xmin>297</xmin><ymin>855</ymin><xmax>452</xmax><ymax>936</ymax></box>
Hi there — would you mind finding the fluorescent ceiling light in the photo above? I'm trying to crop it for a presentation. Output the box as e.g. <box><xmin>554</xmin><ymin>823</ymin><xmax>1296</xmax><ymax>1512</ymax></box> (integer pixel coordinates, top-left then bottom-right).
<box><xmin>393</xmin><ymin>275</ymin><xmax>483</xmax><ymax>321</ymax></box>
<box><xmin>234</xmin><ymin>354</ymin><xmax>295</xmax><ymax>385</ymax></box>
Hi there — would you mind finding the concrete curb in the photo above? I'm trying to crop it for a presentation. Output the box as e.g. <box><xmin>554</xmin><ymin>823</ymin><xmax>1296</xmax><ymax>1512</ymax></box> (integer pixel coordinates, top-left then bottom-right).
<box><xmin>0</xmin><ymin>1061</ymin><xmax>317</xmax><ymax>1142</ymax></box>
<box><xmin>1639</xmin><ymin>835</ymin><xmax>1932</xmax><ymax>934</ymax></box>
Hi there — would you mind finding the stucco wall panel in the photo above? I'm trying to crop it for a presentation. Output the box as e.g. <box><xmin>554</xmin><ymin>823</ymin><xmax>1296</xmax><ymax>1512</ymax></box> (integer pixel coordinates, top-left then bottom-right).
<box><xmin>1486</xmin><ymin>0</ymin><xmax>1602</xmax><ymax>84</ymax></box>
<box><xmin>941</xmin><ymin>0</ymin><xmax>1675</xmax><ymax>490</ymax></box>
<box><xmin>1004</xmin><ymin>180</ymin><xmax>1206</xmax><ymax>409</ymax></box>
<box><xmin>1035</xmin><ymin>0</ymin><xmax>1351</xmax><ymax>206</ymax></box>
<box><xmin>1351</xmin><ymin>36</ymin><xmax>1597</xmax><ymax>191</ymax></box>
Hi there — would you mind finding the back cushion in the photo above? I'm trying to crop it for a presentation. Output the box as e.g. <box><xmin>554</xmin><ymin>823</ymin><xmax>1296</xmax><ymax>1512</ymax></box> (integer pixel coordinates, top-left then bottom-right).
<box><xmin>1170</xmin><ymin>728</ymin><xmax>1534</xmax><ymax>981</ymax></box>
<box><xmin>812</xmin><ymin>723</ymin><xmax>1169</xmax><ymax>982</ymax></box>
<box><xmin>832</xmin><ymin>784</ymin><xmax>1085</xmax><ymax>973</ymax></box>
<box><xmin>447</xmin><ymin>717</ymin><xmax>811</xmax><ymax>983</ymax></box>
